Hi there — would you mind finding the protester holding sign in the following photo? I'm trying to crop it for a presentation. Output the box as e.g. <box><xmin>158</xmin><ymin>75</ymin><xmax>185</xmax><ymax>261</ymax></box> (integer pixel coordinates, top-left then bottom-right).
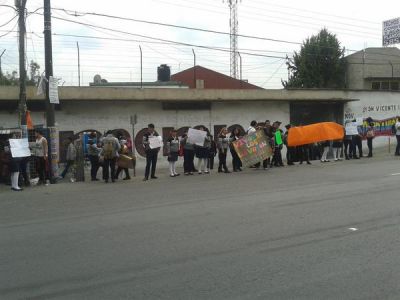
<box><xmin>6</xmin><ymin>139</ymin><xmax>23</xmax><ymax>191</ymax></box>
<box><xmin>271</xmin><ymin>121</ymin><xmax>284</xmax><ymax>167</ymax></box>
<box><xmin>181</xmin><ymin>130</ymin><xmax>196</xmax><ymax>176</ymax></box>
<box><xmin>195</xmin><ymin>126</ymin><xmax>211</xmax><ymax>174</ymax></box>
<box><xmin>217</xmin><ymin>127</ymin><xmax>232</xmax><ymax>173</ymax></box>
<box><xmin>142</xmin><ymin>124</ymin><xmax>161</xmax><ymax>181</ymax></box>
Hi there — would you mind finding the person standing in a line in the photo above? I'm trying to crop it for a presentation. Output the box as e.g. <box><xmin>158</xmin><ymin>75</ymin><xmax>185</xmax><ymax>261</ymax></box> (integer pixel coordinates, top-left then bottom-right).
<box><xmin>195</xmin><ymin>127</ymin><xmax>211</xmax><ymax>174</ymax></box>
<box><xmin>284</xmin><ymin>124</ymin><xmax>295</xmax><ymax>165</ymax></box>
<box><xmin>332</xmin><ymin>139</ymin><xmax>343</xmax><ymax>161</ymax></box>
<box><xmin>115</xmin><ymin>138</ymin><xmax>131</xmax><ymax>180</ymax></box>
<box><xmin>395</xmin><ymin>117</ymin><xmax>400</xmax><ymax>156</ymax></box>
<box><xmin>60</xmin><ymin>137</ymin><xmax>77</xmax><ymax>181</ymax></box>
<box><xmin>217</xmin><ymin>127</ymin><xmax>231</xmax><ymax>173</ymax></box>
<box><xmin>6</xmin><ymin>139</ymin><xmax>23</xmax><ymax>191</ymax></box>
<box><xmin>87</xmin><ymin>139</ymin><xmax>101</xmax><ymax>181</ymax></box>
<box><xmin>320</xmin><ymin>140</ymin><xmax>331</xmax><ymax>162</ymax></box>
<box><xmin>366</xmin><ymin>124</ymin><xmax>375</xmax><ymax>157</ymax></box>
<box><xmin>230</xmin><ymin>127</ymin><xmax>242</xmax><ymax>172</ymax></box>
<box><xmin>101</xmin><ymin>131</ymin><xmax>120</xmax><ymax>183</ymax></box>
<box><xmin>298</xmin><ymin>144</ymin><xmax>311</xmax><ymax>165</ymax></box>
<box><xmin>354</xmin><ymin>124</ymin><xmax>363</xmax><ymax>158</ymax></box>
<box><xmin>166</xmin><ymin>129</ymin><xmax>180</xmax><ymax>177</ymax></box>
<box><xmin>32</xmin><ymin>129</ymin><xmax>48</xmax><ymax>185</ymax></box>
<box><xmin>142</xmin><ymin>124</ymin><xmax>161</xmax><ymax>181</ymax></box>
<box><xmin>263</xmin><ymin>120</ymin><xmax>274</xmax><ymax>169</ymax></box>
<box><xmin>207</xmin><ymin>135</ymin><xmax>217</xmax><ymax>171</ymax></box>
<box><xmin>181</xmin><ymin>130</ymin><xmax>196</xmax><ymax>175</ymax></box>
<box><xmin>271</xmin><ymin>121</ymin><xmax>284</xmax><ymax>167</ymax></box>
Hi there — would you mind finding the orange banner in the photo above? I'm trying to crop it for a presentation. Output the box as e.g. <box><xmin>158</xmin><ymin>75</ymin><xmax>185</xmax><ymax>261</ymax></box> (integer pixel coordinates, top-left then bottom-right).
<box><xmin>288</xmin><ymin>122</ymin><xmax>344</xmax><ymax>147</ymax></box>
<box><xmin>26</xmin><ymin>111</ymin><xmax>34</xmax><ymax>129</ymax></box>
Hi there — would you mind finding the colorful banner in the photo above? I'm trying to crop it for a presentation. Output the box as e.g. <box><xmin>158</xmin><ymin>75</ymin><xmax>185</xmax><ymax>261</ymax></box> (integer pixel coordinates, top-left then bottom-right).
<box><xmin>360</xmin><ymin>116</ymin><xmax>397</xmax><ymax>137</ymax></box>
<box><xmin>288</xmin><ymin>122</ymin><xmax>344</xmax><ymax>147</ymax></box>
<box><xmin>232</xmin><ymin>130</ymin><xmax>273</xmax><ymax>167</ymax></box>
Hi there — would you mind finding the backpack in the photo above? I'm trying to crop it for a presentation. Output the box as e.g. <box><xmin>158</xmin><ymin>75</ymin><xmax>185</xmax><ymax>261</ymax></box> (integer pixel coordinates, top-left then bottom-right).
<box><xmin>103</xmin><ymin>140</ymin><xmax>114</xmax><ymax>159</ymax></box>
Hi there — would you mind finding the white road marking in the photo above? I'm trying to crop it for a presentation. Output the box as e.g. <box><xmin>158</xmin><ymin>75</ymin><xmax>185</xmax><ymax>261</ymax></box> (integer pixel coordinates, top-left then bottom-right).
<box><xmin>391</xmin><ymin>173</ymin><xmax>400</xmax><ymax>176</ymax></box>
<box><xmin>348</xmin><ymin>228</ymin><xmax>358</xmax><ymax>231</ymax></box>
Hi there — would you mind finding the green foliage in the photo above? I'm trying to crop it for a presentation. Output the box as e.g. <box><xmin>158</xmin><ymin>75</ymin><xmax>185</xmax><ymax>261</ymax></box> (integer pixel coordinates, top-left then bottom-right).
<box><xmin>0</xmin><ymin>60</ymin><xmax>40</xmax><ymax>86</ymax></box>
<box><xmin>282</xmin><ymin>29</ymin><xmax>346</xmax><ymax>89</ymax></box>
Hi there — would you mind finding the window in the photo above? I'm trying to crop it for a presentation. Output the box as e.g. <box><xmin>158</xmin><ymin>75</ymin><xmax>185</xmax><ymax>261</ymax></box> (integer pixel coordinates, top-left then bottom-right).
<box><xmin>371</xmin><ymin>82</ymin><xmax>380</xmax><ymax>90</ymax></box>
<box><xmin>381</xmin><ymin>81</ymin><xmax>390</xmax><ymax>90</ymax></box>
<box><xmin>390</xmin><ymin>81</ymin><xmax>399</xmax><ymax>90</ymax></box>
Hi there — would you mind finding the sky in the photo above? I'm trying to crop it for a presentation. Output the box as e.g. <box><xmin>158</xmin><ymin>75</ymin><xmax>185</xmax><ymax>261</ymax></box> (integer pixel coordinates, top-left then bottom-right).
<box><xmin>0</xmin><ymin>0</ymin><xmax>399</xmax><ymax>89</ymax></box>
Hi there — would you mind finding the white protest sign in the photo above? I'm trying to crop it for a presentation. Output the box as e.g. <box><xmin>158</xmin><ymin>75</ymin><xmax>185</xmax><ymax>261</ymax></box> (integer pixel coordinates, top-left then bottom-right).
<box><xmin>49</xmin><ymin>76</ymin><xmax>59</xmax><ymax>104</ymax></box>
<box><xmin>187</xmin><ymin>128</ymin><xmax>207</xmax><ymax>146</ymax></box>
<box><xmin>345</xmin><ymin>123</ymin><xmax>359</xmax><ymax>135</ymax></box>
<box><xmin>355</xmin><ymin>117</ymin><xmax>363</xmax><ymax>126</ymax></box>
<box><xmin>149</xmin><ymin>136</ymin><xmax>163</xmax><ymax>149</ymax></box>
<box><xmin>9</xmin><ymin>138</ymin><xmax>31</xmax><ymax>158</ymax></box>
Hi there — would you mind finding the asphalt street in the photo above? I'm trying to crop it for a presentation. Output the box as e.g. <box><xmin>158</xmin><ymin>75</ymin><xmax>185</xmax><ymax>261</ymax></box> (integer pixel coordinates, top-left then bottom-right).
<box><xmin>1</xmin><ymin>155</ymin><xmax>400</xmax><ymax>299</ymax></box>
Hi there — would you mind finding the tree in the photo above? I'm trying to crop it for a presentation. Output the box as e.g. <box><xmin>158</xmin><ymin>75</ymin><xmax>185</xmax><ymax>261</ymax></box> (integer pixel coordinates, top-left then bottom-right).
<box><xmin>282</xmin><ymin>29</ymin><xmax>346</xmax><ymax>89</ymax></box>
<box><xmin>0</xmin><ymin>60</ymin><xmax>40</xmax><ymax>86</ymax></box>
<box><xmin>28</xmin><ymin>60</ymin><xmax>40</xmax><ymax>86</ymax></box>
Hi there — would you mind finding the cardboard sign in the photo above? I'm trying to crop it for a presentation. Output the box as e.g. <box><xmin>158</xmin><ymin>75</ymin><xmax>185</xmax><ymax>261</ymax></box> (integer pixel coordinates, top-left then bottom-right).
<box><xmin>187</xmin><ymin>128</ymin><xmax>207</xmax><ymax>146</ymax></box>
<box><xmin>232</xmin><ymin>130</ymin><xmax>273</xmax><ymax>167</ymax></box>
<box><xmin>149</xmin><ymin>136</ymin><xmax>163</xmax><ymax>149</ymax></box>
<box><xmin>345</xmin><ymin>123</ymin><xmax>359</xmax><ymax>135</ymax></box>
<box><xmin>9</xmin><ymin>138</ymin><xmax>31</xmax><ymax>158</ymax></box>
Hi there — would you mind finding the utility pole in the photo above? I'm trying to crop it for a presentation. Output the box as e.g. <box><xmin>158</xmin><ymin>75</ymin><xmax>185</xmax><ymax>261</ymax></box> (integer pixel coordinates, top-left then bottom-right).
<box><xmin>16</xmin><ymin>0</ymin><xmax>27</xmax><ymax>135</ymax></box>
<box><xmin>0</xmin><ymin>49</ymin><xmax>5</xmax><ymax>76</ymax></box>
<box><xmin>139</xmin><ymin>45</ymin><xmax>142</xmax><ymax>88</ymax></box>
<box><xmin>44</xmin><ymin>0</ymin><xmax>57</xmax><ymax>181</ymax></box>
<box><xmin>76</xmin><ymin>42</ymin><xmax>80</xmax><ymax>86</ymax></box>
<box><xmin>192</xmin><ymin>48</ymin><xmax>196</xmax><ymax>88</ymax></box>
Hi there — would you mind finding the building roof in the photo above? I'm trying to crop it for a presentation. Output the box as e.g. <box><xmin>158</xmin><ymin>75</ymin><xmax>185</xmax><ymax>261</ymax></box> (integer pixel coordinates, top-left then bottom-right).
<box><xmin>170</xmin><ymin>65</ymin><xmax>263</xmax><ymax>90</ymax></box>
<box><xmin>89</xmin><ymin>81</ymin><xmax>188</xmax><ymax>89</ymax></box>
<box><xmin>346</xmin><ymin>47</ymin><xmax>400</xmax><ymax>64</ymax></box>
<box><xmin>0</xmin><ymin>86</ymin><xmax>360</xmax><ymax>103</ymax></box>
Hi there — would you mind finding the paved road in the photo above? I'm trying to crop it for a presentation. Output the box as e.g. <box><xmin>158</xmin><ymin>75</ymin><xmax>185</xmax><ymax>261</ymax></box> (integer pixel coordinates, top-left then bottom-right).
<box><xmin>1</xmin><ymin>156</ymin><xmax>400</xmax><ymax>299</ymax></box>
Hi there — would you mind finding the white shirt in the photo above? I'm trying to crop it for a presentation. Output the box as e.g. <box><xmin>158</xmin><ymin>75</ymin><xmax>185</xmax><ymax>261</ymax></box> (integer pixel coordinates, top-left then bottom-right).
<box><xmin>396</xmin><ymin>121</ymin><xmax>400</xmax><ymax>136</ymax></box>
<box><xmin>247</xmin><ymin>126</ymin><xmax>256</xmax><ymax>134</ymax></box>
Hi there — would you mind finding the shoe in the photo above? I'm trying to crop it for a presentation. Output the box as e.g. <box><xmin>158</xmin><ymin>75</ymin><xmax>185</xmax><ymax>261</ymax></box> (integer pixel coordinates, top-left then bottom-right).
<box><xmin>334</xmin><ymin>159</ymin><xmax>338</xmax><ymax>161</ymax></box>
<box><xmin>11</xmin><ymin>187</ymin><xmax>23</xmax><ymax>191</ymax></box>
<box><xmin>184</xmin><ymin>173</ymin><xmax>189</xmax><ymax>176</ymax></box>
<box><xmin>233</xmin><ymin>169</ymin><xmax>238</xmax><ymax>172</ymax></box>
<box><xmin>224</xmin><ymin>170</ymin><xmax>231</xmax><ymax>173</ymax></box>
<box><xmin>193</xmin><ymin>169</ymin><xmax>198</xmax><ymax>172</ymax></box>
<box><xmin>204</xmin><ymin>171</ymin><xmax>209</xmax><ymax>174</ymax></box>
<box><xmin>91</xmin><ymin>178</ymin><xmax>99</xmax><ymax>181</ymax></box>
<box><xmin>151</xmin><ymin>176</ymin><xmax>158</xmax><ymax>179</ymax></box>
<box><xmin>218</xmin><ymin>169</ymin><xmax>223</xmax><ymax>173</ymax></box>
<box><xmin>174</xmin><ymin>173</ymin><xmax>180</xmax><ymax>176</ymax></box>
<box><xmin>189</xmin><ymin>172</ymin><xmax>194</xmax><ymax>175</ymax></box>
<box><xmin>143</xmin><ymin>178</ymin><xmax>148</xmax><ymax>181</ymax></box>
<box><xmin>307</xmin><ymin>161</ymin><xmax>311</xmax><ymax>165</ymax></box>
<box><xmin>287</xmin><ymin>162</ymin><xmax>294</xmax><ymax>165</ymax></box>
<box><xmin>299</xmin><ymin>162</ymin><xmax>303</xmax><ymax>165</ymax></box>
<box><xmin>123</xmin><ymin>177</ymin><xmax>131</xmax><ymax>180</ymax></box>
<box><xmin>198</xmin><ymin>172</ymin><xmax>203</xmax><ymax>175</ymax></box>
<box><xmin>170</xmin><ymin>174</ymin><xmax>175</xmax><ymax>177</ymax></box>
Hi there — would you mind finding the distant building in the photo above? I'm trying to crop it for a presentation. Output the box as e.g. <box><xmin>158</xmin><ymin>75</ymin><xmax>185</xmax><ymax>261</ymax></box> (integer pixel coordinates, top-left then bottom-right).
<box><xmin>346</xmin><ymin>47</ymin><xmax>400</xmax><ymax>91</ymax></box>
<box><xmin>171</xmin><ymin>65</ymin><xmax>263</xmax><ymax>89</ymax></box>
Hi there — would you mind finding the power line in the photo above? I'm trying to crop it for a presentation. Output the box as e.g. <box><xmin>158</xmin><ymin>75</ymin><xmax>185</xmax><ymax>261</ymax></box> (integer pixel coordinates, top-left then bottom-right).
<box><xmin>49</xmin><ymin>7</ymin><xmax>304</xmax><ymax>46</ymax></box>
<box><xmin>31</xmin><ymin>12</ymin><xmax>287</xmax><ymax>59</ymax></box>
